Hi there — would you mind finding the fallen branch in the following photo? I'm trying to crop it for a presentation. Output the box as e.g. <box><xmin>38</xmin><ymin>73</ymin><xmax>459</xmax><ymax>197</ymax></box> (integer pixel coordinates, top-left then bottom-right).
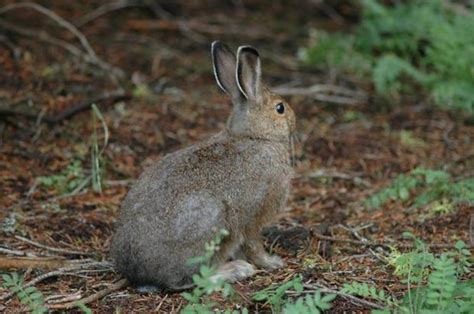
<box><xmin>14</xmin><ymin>235</ymin><xmax>94</xmax><ymax>256</ymax></box>
<box><xmin>0</xmin><ymin>2</ymin><xmax>123</xmax><ymax>78</ymax></box>
<box><xmin>48</xmin><ymin>278</ymin><xmax>128</xmax><ymax>310</ymax></box>
<box><xmin>312</xmin><ymin>232</ymin><xmax>472</xmax><ymax>249</ymax></box>
<box><xmin>0</xmin><ymin>90</ymin><xmax>128</xmax><ymax>124</ymax></box>
<box><xmin>76</xmin><ymin>0</ymin><xmax>148</xmax><ymax>27</ymax></box>
<box><xmin>0</xmin><ymin>246</ymin><xmax>38</xmax><ymax>257</ymax></box>
<box><xmin>0</xmin><ymin>256</ymin><xmax>69</xmax><ymax>269</ymax></box>
<box><xmin>0</xmin><ymin>2</ymin><xmax>96</xmax><ymax>58</ymax></box>
<box><xmin>298</xmin><ymin>169</ymin><xmax>371</xmax><ymax>187</ymax></box>
<box><xmin>272</xmin><ymin>84</ymin><xmax>368</xmax><ymax>106</ymax></box>
<box><xmin>126</xmin><ymin>18</ymin><xmax>270</xmax><ymax>39</ymax></box>
<box><xmin>0</xmin><ymin>19</ymin><xmax>123</xmax><ymax>79</ymax></box>
<box><xmin>0</xmin><ymin>1</ymin><xmax>123</xmax><ymax>77</ymax></box>
<box><xmin>301</xmin><ymin>283</ymin><xmax>385</xmax><ymax>310</ymax></box>
<box><xmin>46</xmin><ymin>291</ymin><xmax>82</xmax><ymax>304</ymax></box>
<box><xmin>0</xmin><ymin>260</ymin><xmax>113</xmax><ymax>301</ymax></box>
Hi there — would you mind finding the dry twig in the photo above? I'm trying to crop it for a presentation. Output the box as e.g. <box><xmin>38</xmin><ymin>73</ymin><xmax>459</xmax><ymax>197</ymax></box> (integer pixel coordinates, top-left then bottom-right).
<box><xmin>0</xmin><ymin>2</ymin><xmax>123</xmax><ymax>77</ymax></box>
<box><xmin>0</xmin><ymin>19</ymin><xmax>123</xmax><ymax>79</ymax></box>
<box><xmin>301</xmin><ymin>283</ymin><xmax>385</xmax><ymax>309</ymax></box>
<box><xmin>0</xmin><ymin>246</ymin><xmax>37</xmax><ymax>257</ymax></box>
<box><xmin>14</xmin><ymin>235</ymin><xmax>94</xmax><ymax>256</ymax></box>
<box><xmin>312</xmin><ymin>233</ymin><xmax>472</xmax><ymax>249</ymax></box>
<box><xmin>298</xmin><ymin>169</ymin><xmax>371</xmax><ymax>187</ymax></box>
<box><xmin>76</xmin><ymin>0</ymin><xmax>141</xmax><ymax>27</ymax></box>
<box><xmin>126</xmin><ymin>18</ymin><xmax>270</xmax><ymax>39</ymax></box>
<box><xmin>48</xmin><ymin>278</ymin><xmax>128</xmax><ymax>309</ymax></box>
<box><xmin>0</xmin><ymin>2</ymin><xmax>97</xmax><ymax>58</ymax></box>
<box><xmin>0</xmin><ymin>89</ymin><xmax>128</xmax><ymax>124</ymax></box>
<box><xmin>0</xmin><ymin>256</ymin><xmax>69</xmax><ymax>269</ymax></box>
<box><xmin>0</xmin><ymin>261</ymin><xmax>113</xmax><ymax>301</ymax></box>
<box><xmin>273</xmin><ymin>84</ymin><xmax>368</xmax><ymax>106</ymax></box>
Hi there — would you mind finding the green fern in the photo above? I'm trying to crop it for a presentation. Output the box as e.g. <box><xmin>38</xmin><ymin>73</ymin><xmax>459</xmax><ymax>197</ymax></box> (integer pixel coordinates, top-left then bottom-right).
<box><xmin>75</xmin><ymin>301</ymin><xmax>93</xmax><ymax>314</ymax></box>
<box><xmin>372</xmin><ymin>55</ymin><xmax>429</xmax><ymax>94</ymax></box>
<box><xmin>299</xmin><ymin>30</ymin><xmax>372</xmax><ymax>75</ymax></box>
<box><xmin>424</xmin><ymin>255</ymin><xmax>457</xmax><ymax>311</ymax></box>
<box><xmin>282</xmin><ymin>290</ymin><xmax>336</xmax><ymax>314</ymax></box>
<box><xmin>181</xmin><ymin>229</ymin><xmax>234</xmax><ymax>314</ymax></box>
<box><xmin>252</xmin><ymin>275</ymin><xmax>304</xmax><ymax>313</ymax></box>
<box><xmin>38</xmin><ymin>159</ymin><xmax>86</xmax><ymax>194</ymax></box>
<box><xmin>341</xmin><ymin>282</ymin><xmax>395</xmax><ymax>306</ymax></box>
<box><xmin>366</xmin><ymin>167</ymin><xmax>473</xmax><ymax>209</ymax></box>
<box><xmin>1</xmin><ymin>272</ymin><xmax>48</xmax><ymax>314</ymax></box>
<box><xmin>302</xmin><ymin>0</ymin><xmax>474</xmax><ymax>114</ymax></box>
<box><xmin>345</xmin><ymin>234</ymin><xmax>473</xmax><ymax>313</ymax></box>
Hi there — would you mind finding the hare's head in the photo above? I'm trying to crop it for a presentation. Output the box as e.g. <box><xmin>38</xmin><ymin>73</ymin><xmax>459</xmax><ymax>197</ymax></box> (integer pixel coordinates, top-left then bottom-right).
<box><xmin>212</xmin><ymin>41</ymin><xmax>296</xmax><ymax>143</ymax></box>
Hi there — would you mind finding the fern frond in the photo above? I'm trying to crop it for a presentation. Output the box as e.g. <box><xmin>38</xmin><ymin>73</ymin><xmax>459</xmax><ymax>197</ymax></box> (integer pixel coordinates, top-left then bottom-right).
<box><xmin>1</xmin><ymin>272</ymin><xmax>48</xmax><ymax>314</ymax></box>
<box><xmin>282</xmin><ymin>290</ymin><xmax>336</xmax><ymax>314</ymax></box>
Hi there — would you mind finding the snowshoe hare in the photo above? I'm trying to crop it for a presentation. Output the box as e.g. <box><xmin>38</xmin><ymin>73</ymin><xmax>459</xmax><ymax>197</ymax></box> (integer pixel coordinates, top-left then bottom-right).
<box><xmin>110</xmin><ymin>41</ymin><xmax>296</xmax><ymax>290</ymax></box>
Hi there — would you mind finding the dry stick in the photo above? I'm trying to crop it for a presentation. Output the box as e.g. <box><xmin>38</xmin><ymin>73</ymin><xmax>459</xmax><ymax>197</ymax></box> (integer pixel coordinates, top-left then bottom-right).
<box><xmin>75</xmin><ymin>0</ymin><xmax>145</xmax><ymax>27</ymax></box>
<box><xmin>302</xmin><ymin>283</ymin><xmax>385</xmax><ymax>310</ymax></box>
<box><xmin>126</xmin><ymin>18</ymin><xmax>270</xmax><ymax>39</ymax></box>
<box><xmin>298</xmin><ymin>169</ymin><xmax>371</xmax><ymax>187</ymax></box>
<box><xmin>0</xmin><ymin>1</ymin><xmax>123</xmax><ymax>76</ymax></box>
<box><xmin>0</xmin><ymin>2</ymin><xmax>97</xmax><ymax>58</ymax></box>
<box><xmin>0</xmin><ymin>89</ymin><xmax>128</xmax><ymax>124</ymax></box>
<box><xmin>48</xmin><ymin>278</ymin><xmax>128</xmax><ymax>310</ymax></box>
<box><xmin>272</xmin><ymin>85</ymin><xmax>368</xmax><ymax>106</ymax></box>
<box><xmin>312</xmin><ymin>233</ymin><xmax>473</xmax><ymax>249</ymax></box>
<box><xmin>46</xmin><ymin>291</ymin><xmax>82</xmax><ymax>304</ymax></box>
<box><xmin>0</xmin><ymin>19</ymin><xmax>122</xmax><ymax>78</ymax></box>
<box><xmin>0</xmin><ymin>261</ymin><xmax>113</xmax><ymax>301</ymax></box>
<box><xmin>0</xmin><ymin>247</ymin><xmax>38</xmax><ymax>257</ymax></box>
<box><xmin>43</xmin><ymin>90</ymin><xmax>127</xmax><ymax>124</ymax></box>
<box><xmin>0</xmin><ymin>256</ymin><xmax>69</xmax><ymax>270</ymax></box>
<box><xmin>14</xmin><ymin>235</ymin><xmax>94</xmax><ymax>256</ymax></box>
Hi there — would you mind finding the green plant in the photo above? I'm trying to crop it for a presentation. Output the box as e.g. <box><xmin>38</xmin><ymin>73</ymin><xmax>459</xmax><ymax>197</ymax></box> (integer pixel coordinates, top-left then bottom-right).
<box><xmin>1</xmin><ymin>272</ymin><xmax>48</xmax><ymax>313</ymax></box>
<box><xmin>341</xmin><ymin>282</ymin><xmax>395</xmax><ymax>306</ymax></box>
<box><xmin>282</xmin><ymin>290</ymin><xmax>336</xmax><ymax>314</ymax></box>
<box><xmin>299</xmin><ymin>29</ymin><xmax>372</xmax><ymax>75</ymax></box>
<box><xmin>302</xmin><ymin>0</ymin><xmax>474</xmax><ymax>113</ymax></box>
<box><xmin>398</xmin><ymin>130</ymin><xmax>427</xmax><ymax>150</ymax></box>
<box><xmin>90</xmin><ymin>104</ymin><xmax>109</xmax><ymax>193</ymax></box>
<box><xmin>181</xmin><ymin>229</ymin><xmax>234</xmax><ymax>314</ymax></box>
<box><xmin>366</xmin><ymin>167</ymin><xmax>474</xmax><ymax>209</ymax></box>
<box><xmin>345</xmin><ymin>233</ymin><xmax>473</xmax><ymax>313</ymax></box>
<box><xmin>1</xmin><ymin>212</ymin><xmax>18</xmax><ymax>234</ymax></box>
<box><xmin>252</xmin><ymin>275</ymin><xmax>304</xmax><ymax>313</ymax></box>
<box><xmin>75</xmin><ymin>301</ymin><xmax>93</xmax><ymax>314</ymax></box>
<box><xmin>38</xmin><ymin>159</ymin><xmax>87</xmax><ymax>194</ymax></box>
<box><xmin>394</xmin><ymin>235</ymin><xmax>473</xmax><ymax>313</ymax></box>
<box><xmin>252</xmin><ymin>276</ymin><xmax>336</xmax><ymax>313</ymax></box>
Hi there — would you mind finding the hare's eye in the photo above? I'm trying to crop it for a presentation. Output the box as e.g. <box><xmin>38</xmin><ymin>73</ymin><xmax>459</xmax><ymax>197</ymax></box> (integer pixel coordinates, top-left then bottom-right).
<box><xmin>275</xmin><ymin>103</ymin><xmax>285</xmax><ymax>114</ymax></box>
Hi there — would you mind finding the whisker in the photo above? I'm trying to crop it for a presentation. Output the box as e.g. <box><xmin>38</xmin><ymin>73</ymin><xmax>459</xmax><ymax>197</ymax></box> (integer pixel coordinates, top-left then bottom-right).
<box><xmin>290</xmin><ymin>134</ymin><xmax>296</xmax><ymax>167</ymax></box>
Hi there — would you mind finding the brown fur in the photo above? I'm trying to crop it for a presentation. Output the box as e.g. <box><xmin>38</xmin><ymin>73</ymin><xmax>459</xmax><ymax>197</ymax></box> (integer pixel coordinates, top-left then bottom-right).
<box><xmin>110</xmin><ymin>42</ymin><xmax>296</xmax><ymax>290</ymax></box>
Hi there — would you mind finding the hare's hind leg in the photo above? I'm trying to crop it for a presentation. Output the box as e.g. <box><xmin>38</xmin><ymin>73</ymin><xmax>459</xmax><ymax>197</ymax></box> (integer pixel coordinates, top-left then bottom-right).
<box><xmin>210</xmin><ymin>260</ymin><xmax>256</xmax><ymax>283</ymax></box>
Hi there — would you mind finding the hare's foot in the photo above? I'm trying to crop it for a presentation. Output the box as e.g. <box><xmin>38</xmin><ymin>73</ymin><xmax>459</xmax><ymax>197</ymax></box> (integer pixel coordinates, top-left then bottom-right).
<box><xmin>243</xmin><ymin>240</ymin><xmax>285</xmax><ymax>270</ymax></box>
<box><xmin>210</xmin><ymin>260</ymin><xmax>256</xmax><ymax>283</ymax></box>
<box><xmin>254</xmin><ymin>254</ymin><xmax>284</xmax><ymax>270</ymax></box>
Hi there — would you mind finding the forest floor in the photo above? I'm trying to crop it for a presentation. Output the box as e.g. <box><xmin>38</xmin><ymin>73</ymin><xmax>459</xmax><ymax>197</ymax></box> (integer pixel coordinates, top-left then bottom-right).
<box><xmin>0</xmin><ymin>1</ymin><xmax>472</xmax><ymax>313</ymax></box>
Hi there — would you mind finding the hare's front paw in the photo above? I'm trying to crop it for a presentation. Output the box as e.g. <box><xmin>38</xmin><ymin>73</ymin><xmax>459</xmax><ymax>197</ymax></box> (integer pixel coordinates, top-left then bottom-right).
<box><xmin>256</xmin><ymin>254</ymin><xmax>285</xmax><ymax>270</ymax></box>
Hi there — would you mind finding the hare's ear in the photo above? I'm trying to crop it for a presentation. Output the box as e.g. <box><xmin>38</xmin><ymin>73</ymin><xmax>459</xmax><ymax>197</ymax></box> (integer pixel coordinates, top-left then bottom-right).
<box><xmin>236</xmin><ymin>46</ymin><xmax>262</xmax><ymax>101</ymax></box>
<box><xmin>212</xmin><ymin>41</ymin><xmax>244</xmax><ymax>100</ymax></box>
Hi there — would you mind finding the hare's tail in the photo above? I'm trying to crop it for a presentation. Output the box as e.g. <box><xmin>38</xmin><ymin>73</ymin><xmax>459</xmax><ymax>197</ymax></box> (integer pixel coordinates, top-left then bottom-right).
<box><xmin>210</xmin><ymin>260</ymin><xmax>256</xmax><ymax>283</ymax></box>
